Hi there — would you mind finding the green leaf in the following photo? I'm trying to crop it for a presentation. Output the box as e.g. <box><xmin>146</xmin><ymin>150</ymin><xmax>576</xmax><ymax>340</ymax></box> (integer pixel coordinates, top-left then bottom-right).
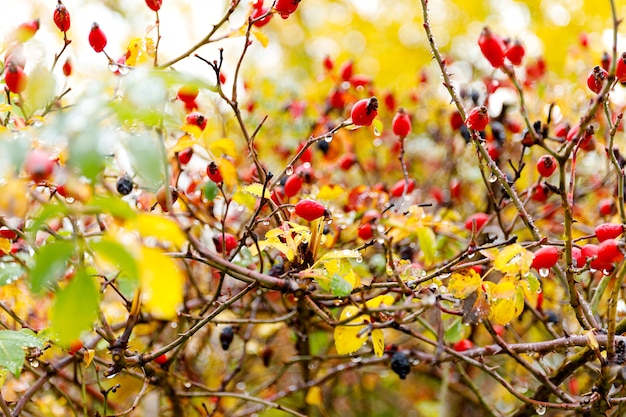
<box><xmin>29</xmin><ymin>241</ymin><xmax>75</xmax><ymax>293</ymax></box>
<box><xmin>124</xmin><ymin>133</ymin><xmax>165</xmax><ymax>189</ymax></box>
<box><xmin>0</xmin><ymin>329</ymin><xmax>45</xmax><ymax>376</ymax></box>
<box><xmin>0</xmin><ymin>262</ymin><xmax>25</xmax><ymax>286</ymax></box>
<box><xmin>416</xmin><ymin>226</ymin><xmax>436</xmax><ymax>266</ymax></box>
<box><xmin>23</xmin><ymin>65</ymin><xmax>56</xmax><ymax>113</ymax></box>
<box><xmin>330</xmin><ymin>273</ymin><xmax>352</xmax><ymax>297</ymax></box>
<box><xmin>91</xmin><ymin>238</ymin><xmax>139</xmax><ymax>297</ymax></box>
<box><xmin>51</xmin><ymin>268</ymin><xmax>101</xmax><ymax>345</ymax></box>
<box><xmin>68</xmin><ymin>131</ymin><xmax>105</xmax><ymax>182</ymax></box>
<box><xmin>444</xmin><ymin>317</ymin><xmax>469</xmax><ymax>343</ymax></box>
<box><xmin>203</xmin><ymin>181</ymin><xmax>219</xmax><ymax>201</ymax></box>
<box><xmin>84</xmin><ymin>195</ymin><xmax>137</xmax><ymax>219</ymax></box>
<box><xmin>26</xmin><ymin>202</ymin><xmax>70</xmax><ymax>239</ymax></box>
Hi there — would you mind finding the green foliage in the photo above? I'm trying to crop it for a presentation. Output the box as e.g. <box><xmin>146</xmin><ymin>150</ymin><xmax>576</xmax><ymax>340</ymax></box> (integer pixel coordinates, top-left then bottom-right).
<box><xmin>0</xmin><ymin>329</ymin><xmax>44</xmax><ymax>376</ymax></box>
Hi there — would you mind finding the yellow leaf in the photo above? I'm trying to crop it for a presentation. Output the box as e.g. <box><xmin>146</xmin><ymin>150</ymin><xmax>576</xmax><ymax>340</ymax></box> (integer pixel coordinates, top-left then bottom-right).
<box><xmin>83</xmin><ymin>349</ymin><xmax>95</xmax><ymax>368</ymax></box>
<box><xmin>216</xmin><ymin>157</ymin><xmax>238</xmax><ymax>189</ymax></box>
<box><xmin>208</xmin><ymin>138</ymin><xmax>238</xmax><ymax>158</ymax></box>
<box><xmin>365</xmin><ymin>294</ymin><xmax>395</xmax><ymax>309</ymax></box>
<box><xmin>489</xmin><ymin>298</ymin><xmax>517</xmax><ymax>325</ymax></box>
<box><xmin>317</xmin><ymin>184</ymin><xmax>345</xmax><ymax>201</ymax></box>
<box><xmin>252</xmin><ymin>28</ymin><xmax>269</xmax><ymax>47</ymax></box>
<box><xmin>127</xmin><ymin>214</ymin><xmax>186</xmax><ymax>249</ymax></box>
<box><xmin>0</xmin><ymin>238</ymin><xmax>10</xmax><ymax>255</ymax></box>
<box><xmin>169</xmin><ymin>134</ymin><xmax>196</xmax><ymax>156</ymax></box>
<box><xmin>492</xmin><ymin>281</ymin><xmax>516</xmax><ymax>300</ymax></box>
<box><xmin>334</xmin><ymin>306</ymin><xmax>368</xmax><ymax>355</ymax></box>
<box><xmin>586</xmin><ymin>330</ymin><xmax>599</xmax><ymax>351</ymax></box>
<box><xmin>448</xmin><ymin>269</ymin><xmax>481</xmax><ymax>299</ymax></box>
<box><xmin>371</xmin><ymin>328</ymin><xmax>385</xmax><ymax>357</ymax></box>
<box><xmin>138</xmin><ymin>247</ymin><xmax>184</xmax><ymax>320</ymax></box>
<box><xmin>0</xmin><ymin>104</ymin><xmax>11</xmax><ymax>112</ymax></box>
<box><xmin>125</xmin><ymin>37</ymin><xmax>155</xmax><ymax>66</ymax></box>
<box><xmin>232</xmin><ymin>190</ymin><xmax>257</xmax><ymax>210</ymax></box>
<box><xmin>0</xmin><ymin>179</ymin><xmax>28</xmax><ymax>218</ymax></box>
<box><xmin>241</xmin><ymin>183</ymin><xmax>271</xmax><ymax>199</ymax></box>
<box><xmin>316</xmin><ymin>249</ymin><xmax>361</xmax><ymax>264</ymax></box>
<box><xmin>494</xmin><ymin>243</ymin><xmax>533</xmax><ymax>276</ymax></box>
<box><xmin>305</xmin><ymin>386</ymin><xmax>322</xmax><ymax>406</ymax></box>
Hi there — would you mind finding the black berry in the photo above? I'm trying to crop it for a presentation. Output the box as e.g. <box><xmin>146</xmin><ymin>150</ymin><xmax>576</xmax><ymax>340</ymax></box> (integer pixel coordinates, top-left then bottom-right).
<box><xmin>219</xmin><ymin>326</ymin><xmax>234</xmax><ymax>350</ymax></box>
<box><xmin>390</xmin><ymin>351</ymin><xmax>411</xmax><ymax>380</ymax></box>
<box><xmin>116</xmin><ymin>176</ymin><xmax>133</xmax><ymax>196</ymax></box>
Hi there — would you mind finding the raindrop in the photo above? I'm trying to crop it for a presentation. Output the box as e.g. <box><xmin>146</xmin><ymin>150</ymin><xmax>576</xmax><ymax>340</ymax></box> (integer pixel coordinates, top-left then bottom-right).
<box><xmin>373</xmin><ymin>138</ymin><xmax>383</xmax><ymax>147</ymax></box>
<box><xmin>410</xmin><ymin>359</ymin><xmax>420</xmax><ymax>366</ymax></box>
<box><xmin>351</xmin><ymin>356</ymin><xmax>363</xmax><ymax>363</ymax></box>
<box><xmin>376</xmin><ymin>238</ymin><xmax>385</xmax><ymax>245</ymax></box>
<box><xmin>439</xmin><ymin>273</ymin><xmax>451</xmax><ymax>279</ymax></box>
<box><xmin>535</xmin><ymin>404</ymin><xmax>546</xmax><ymax>415</ymax></box>
<box><xmin>118</xmin><ymin>66</ymin><xmax>130</xmax><ymax>75</ymax></box>
<box><xmin>288</xmin><ymin>206</ymin><xmax>296</xmax><ymax>213</ymax></box>
<box><xmin>419</xmin><ymin>270</ymin><xmax>427</xmax><ymax>277</ymax></box>
<box><xmin>183</xmin><ymin>382</ymin><xmax>192</xmax><ymax>389</ymax></box>
<box><xmin>539</xmin><ymin>268</ymin><xmax>550</xmax><ymax>278</ymax></box>
<box><xmin>285</xmin><ymin>165</ymin><xmax>294</xmax><ymax>175</ymax></box>
<box><xmin>65</xmin><ymin>197</ymin><xmax>75</xmax><ymax>204</ymax></box>
<box><xmin>262</xmin><ymin>219</ymin><xmax>270</xmax><ymax>226</ymax></box>
<box><xmin>602</xmin><ymin>269</ymin><xmax>612</xmax><ymax>276</ymax></box>
<box><xmin>324</xmin><ymin>134</ymin><xmax>334</xmax><ymax>143</ymax></box>
<box><xmin>336</xmin><ymin>364</ymin><xmax>346</xmax><ymax>371</ymax></box>
<box><xmin>236</xmin><ymin>382</ymin><xmax>246</xmax><ymax>391</ymax></box>
<box><xmin>488</xmin><ymin>174</ymin><xmax>498</xmax><ymax>183</ymax></box>
<box><xmin>373</xmin><ymin>126</ymin><xmax>381</xmax><ymax>136</ymax></box>
<box><xmin>326</xmin><ymin>218</ymin><xmax>333</xmax><ymax>224</ymax></box>
<box><xmin>170</xmin><ymin>322</ymin><xmax>178</xmax><ymax>328</ymax></box>
<box><xmin>108</xmin><ymin>63</ymin><xmax>119</xmax><ymax>73</ymax></box>
<box><xmin>590</xmin><ymin>268</ymin><xmax>597</xmax><ymax>273</ymax></box>
<box><xmin>356</xmin><ymin>255</ymin><xmax>363</xmax><ymax>263</ymax></box>
<box><xmin>30</xmin><ymin>360</ymin><xmax>39</xmax><ymax>368</ymax></box>
<box><xmin>467</xmin><ymin>252</ymin><xmax>475</xmax><ymax>259</ymax></box>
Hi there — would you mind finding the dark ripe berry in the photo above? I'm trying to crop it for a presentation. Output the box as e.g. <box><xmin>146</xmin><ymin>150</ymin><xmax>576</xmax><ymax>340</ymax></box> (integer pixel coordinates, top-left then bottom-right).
<box><xmin>25</xmin><ymin>149</ymin><xmax>54</xmax><ymax>183</ymax></box>
<box><xmin>466</xmin><ymin>106</ymin><xmax>489</xmax><ymax>131</ymax></box>
<box><xmin>464</xmin><ymin>212</ymin><xmax>489</xmax><ymax>232</ymax></box>
<box><xmin>156</xmin><ymin>186</ymin><xmax>178</xmax><ymax>211</ymax></box>
<box><xmin>186</xmin><ymin>112</ymin><xmax>207</xmax><ymax>130</ymax></box>
<box><xmin>478</xmin><ymin>27</ymin><xmax>506</xmax><ymax>68</ymax></box>
<box><xmin>89</xmin><ymin>23</ymin><xmax>107</xmax><ymax>53</ymax></box>
<box><xmin>251</xmin><ymin>4</ymin><xmax>272</xmax><ymax>27</ymax></box>
<box><xmin>595</xmin><ymin>223</ymin><xmax>624</xmax><ymax>242</ymax></box>
<box><xmin>531</xmin><ymin>246</ymin><xmax>560</xmax><ymax>270</ymax></box>
<box><xmin>15</xmin><ymin>19</ymin><xmax>40</xmax><ymax>42</ymax></box>
<box><xmin>214</xmin><ymin>233</ymin><xmax>238</xmax><ymax>254</ymax></box>
<box><xmin>62</xmin><ymin>59</ymin><xmax>72</xmax><ymax>77</ymax></box>
<box><xmin>177</xmin><ymin>147</ymin><xmax>194</xmax><ymax>165</ymax></box>
<box><xmin>587</xmin><ymin>66</ymin><xmax>608</xmax><ymax>94</ymax></box>
<box><xmin>390</xmin><ymin>178</ymin><xmax>416</xmax><ymax>197</ymax></box>
<box><xmin>260</xmin><ymin>346</ymin><xmax>273</xmax><ymax>367</ymax></box>
<box><xmin>617</xmin><ymin>52</ymin><xmax>626</xmax><ymax>83</ymax></box>
<box><xmin>536</xmin><ymin>155</ymin><xmax>557</xmax><ymax>177</ymax></box>
<box><xmin>145</xmin><ymin>0</ymin><xmax>162</xmax><ymax>12</ymax></box>
<box><xmin>453</xmin><ymin>339</ymin><xmax>474</xmax><ymax>352</ymax></box>
<box><xmin>392</xmin><ymin>108</ymin><xmax>412</xmax><ymax>137</ymax></box>
<box><xmin>491</xmin><ymin>121</ymin><xmax>506</xmax><ymax>145</ymax></box>
<box><xmin>274</xmin><ymin>0</ymin><xmax>300</xmax><ymax>19</ymax></box>
<box><xmin>505</xmin><ymin>39</ymin><xmax>525</xmax><ymax>66</ymax></box>
<box><xmin>316</xmin><ymin>139</ymin><xmax>330</xmax><ymax>155</ymax></box>
<box><xmin>177</xmin><ymin>85</ymin><xmax>198</xmax><ymax>105</ymax></box>
<box><xmin>350</xmin><ymin>97</ymin><xmax>378</xmax><ymax>127</ymax></box>
<box><xmin>54</xmin><ymin>1</ymin><xmax>71</xmax><ymax>32</ymax></box>
<box><xmin>339</xmin><ymin>60</ymin><xmax>354</xmax><ymax>82</ymax></box>
<box><xmin>4</xmin><ymin>63</ymin><xmax>27</xmax><ymax>94</ymax></box>
<box><xmin>337</xmin><ymin>153</ymin><xmax>357</xmax><ymax>170</ymax></box>
<box><xmin>601</xmin><ymin>51</ymin><xmax>611</xmax><ymax>72</ymax></box>
<box><xmin>219</xmin><ymin>326</ymin><xmax>235</xmax><ymax>350</ymax></box>
<box><xmin>68</xmin><ymin>339</ymin><xmax>83</xmax><ymax>356</ymax></box>
<box><xmin>294</xmin><ymin>199</ymin><xmax>327</xmax><ymax>221</ymax></box>
<box><xmin>116</xmin><ymin>175</ymin><xmax>134</xmax><ymax>195</ymax></box>
<box><xmin>597</xmin><ymin>239</ymin><xmax>624</xmax><ymax>264</ymax></box>
<box><xmin>390</xmin><ymin>351</ymin><xmax>411</xmax><ymax>380</ymax></box>
<box><xmin>357</xmin><ymin>223</ymin><xmax>373</xmax><ymax>240</ymax></box>
<box><xmin>154</xmin><ymin>354</ymin><xmax>167</xmax><ymax>365</ymax></box>
<box><xmin>283</xmin><ymin>174</ymin><xmax>303</xmax><ymax>197</ymax></box>
<box><xmin>599</xmin><ymin>198</ymin><xmax>617</xmax><ymax>217</ymax></box>
<box><xmin>206</xmin><ymin>162</ymin><xmax>223</xmax><ymax>184</ymax></box>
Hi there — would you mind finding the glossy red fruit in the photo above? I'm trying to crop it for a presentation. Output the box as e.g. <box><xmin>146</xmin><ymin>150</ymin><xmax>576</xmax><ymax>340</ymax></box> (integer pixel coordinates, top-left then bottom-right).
<box><xmin>251</xmin><ymin>3</ymin><xmax>272</xmax><ymax>27</ymax></box>
<box><xmin>4</xmin><ymin>63</ymin><xmax>27</xmax><ymax>94</ymax></box>
<box><xmin>337</xmin><ymin>153</ymin><xmax>357</xmax><ymax>170</ymax></box>
<box><xmin>582</xmin><ymin>244</ymin><xmax>607</xmax><ymax>270</ymax></box>
<box><xmin>617</xmin><ymin>52</ymin><xmax>626</xmax><ymax>83</ymax></box>
<box><xmin>274</xmin><ymin>0</ymin><xmax>300</xmax><ymax>19</ymax></box>
<box><xmin>215</xmin><ymin>233</ymin><xmax>237</xmax><ymax>253</ymax></box>
<box><xmin>339</xmin><ymin>60</ymin><xmax>354</xmax><ymax>82</ymax></box>
<box><xmin>595</xmin><ymin>223</ymin><xmax>624</xmax><ymax>242</ymax></box>
<box><xmin>531</xmin><ymin>183</ymin><xmax>549</xmax><ymax>202</ymax></box>
<box><xmin>0</xmin><ymin>228</ymin><xmax>17</xmax><ymax>240</ymax></box>
<box><xmin>206</xmin><ymin>162</ymin><xmax>223</xmax><ymax>184</ymax></box>
<box><xmin>505</xmin><ymin>39</ymin><xmax>525</xmax><ymax>66</ymax></box>
<box><xmin>323</xmin><ymin>55</ymin><xmax>333</xmax><ymax>71</ymax></box>
<box><xmin>598</xmin><ymin>239</ymin><xmax>624</xmax><ymax>264</ymax></box>
<box><xmin>62</xmin><ymin>59</ymin><xmax>72</xmax><ymax>77</ymax></box>
<box><xmin>177</xmin><ymin>85</ymin><xmax>198</xmax><ymax>105</ymax></box>
<box><xmin>154</xmin><ymin>353</ymin><xmax>167</xmax><ymax>365</ymax></box>
<box><xmin>177</xmin><ymin>147</ymin><xmax>193</xmax><ymax>165</ymax></box>
<box><xmin>294</xmin><ymin>199</ymin><xmax>327</xmax><ymax>221</ymax></box>
<box><xmin>89</xmin><ymin>23</ymin><xmax>107</xmax><ymax>53</ymax></box>
<box><xmin>453</xmin><ymin>339</ymin><xmax>473</xmax><ymax>352</ymax></box>
<box><xmin>54</xmin><ymin>1</ymin><xmax>71</xmax><ymax>32</ymax></box>
<box><xmin>571</xmin><ymin>247</ymin><xmax>585</xmax><ymax>268</ymax></box>
<box><xmin>186</xmin><ymin>112</ymin><xmax>207</xmax><ymax>130</ymax></box>
<box><xmin>284</xmin><ymin>174</ymin><xmax>303</xmax><ymax>197</ymax></box>
<box><xmin>531</xmin><ymin>246</ymin><xmax>559</xmax><ymax>270</ymax></box>
<box><xmin>553</xmin><ymin>122</ymin><xmax>569</xmax><ymax>139</ymax></box>
<box><xmin>464</xmin><ymin>213</ymin><xmax>489</xmax><ymax>232</ymax></box>
<box><xmin>536</xmin><ymin>155</ymin><xmax>557</xmax><ymax>177</ymax></box>
<box><xmin>156</xmin><ymin>186</ymin><xmax>178</xmax><ymax>211</ymax></box>
<box><xmin>601</xmin><ymin>51</ymin><xmax>611</xmax><ymax>72</ymax></box>
<box><xmin>15</xmin><ymin>19</ymin><xmax>40</xmax><ymax>42</ymax></box>
<box><xmin>587</xmin><ymin>66</ymin><xmax>608</xmax><ymax>94</ymax></box>
<box><xmin>599</xmin><ymin>198</ymin><xmax>616</xmax><ymax>217</ymax></box>
<box><xmin>450</xmin><ymin>111</ymin><xmax>464</xmax><ymax>130</ymax></box>
<box><xmin>390</xmin><ymin>178</ymin><xmax>416</xmax><ymax>197</ymax></box>
<box><xmin>392</xmin><ymin>108</ymin><xmax>412</xmax><ymax>137</ymax></box>
<box><xmin>478</xmin><ymin>27</ymin><xmax>506</xmax><ymax>68</ymax></box>
<box><xmin>68</xmin><ymin>339</ymin><xmax>84</xmax><ymax>355</ymax></box>
<box><xmin>466</xmin><ymin>106</ymin><xmax>489</xmax><ymax>131</ymax></box>
<box><xmin>25</xmin><ymin>149</ymin><xmax>54</xmax><ymax>182</ymax></box>
<box><xmin>357</xmin><ymin>223</ymin><xmax>373</xmax><ymax>240</ymax></box>
<box><xmin>145</xmin><ymin>0</ymin><xmax>162</xmax><ymax>12</ymax></box>
<box><xmin>350</xmin><ymin>97</ymin><xmax>378</xmax><ymax>126</ymax></box>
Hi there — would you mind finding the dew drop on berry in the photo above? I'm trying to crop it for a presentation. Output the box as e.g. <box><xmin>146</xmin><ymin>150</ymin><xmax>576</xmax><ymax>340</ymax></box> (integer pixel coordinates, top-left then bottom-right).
<box><xmin>539</xmin><ymin>268</ymin><xmax>550</xmax><ymax>278</ymax></box>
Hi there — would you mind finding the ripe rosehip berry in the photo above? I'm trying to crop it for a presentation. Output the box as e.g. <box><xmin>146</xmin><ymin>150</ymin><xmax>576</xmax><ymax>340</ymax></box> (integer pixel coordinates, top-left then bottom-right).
<box><xmin>339</xmin><ymin>60</ymin><xmax>354</xmax><ymax>82</ymax></box>
<box><xmin>357</xmin><ymin>223</ymin><xmax>374</xmax><ymax>240</ymax></box>
<box><xmin>598</xmin><ymin>239</ymin><xmax>624</xmax><ymax>264</ymax></box>
<box><xmin>145</xmin><ymin>0</ymin><xmax>162</xmax><ymax>12</ymax></box>
<box><xmin>219</xmin><ymin>326</ymin><xmax>235</xmax><ymax>350</ymax></box>
<box><xmin>337</xmin><ymin>153</ymin><xmax>357</xmax><ymax>171</ymax></box>
<box><xmin>390</xmin><ymin>351</ymin><xmax>411</xmax><ymax>380</ymax></box>
<box><xmin>599</xmin><ymin>198</ymin><xmax>617</xmax><ymax>217</ymax></box>
<box><xmin>54</xmin><ymin>1</ymin><xmax>71</xmax><ymax>32</ymax></box>
<box><xmin>392</xmin><ymin>108</ymin><xmax>412</xmax><ymax>137</ymax></box>
<box><xmin>116</xmin><ymin>175</ymin><xmax>133</xmax><ymax>195</ymax></box>
<box><xmin>89</xmin><ymin>23</ymin><xmax>107</xmax><ymax>53</ymax></box>
<box><xmin>595</xmin><ymin>223</ymin><xmax>624</xmax><ymax>242</ymax></box>
<box><xmin>531</xmin><ymin>183</ymin><xmax>550</xmax><ymax>202</ymax></box>
<box><xmin>154</xmin><ymin>353</ymin><xmax>167</xmax><ymax>365</ymax></box>
<box><xmin>156</xmin><ymin>186</ymin><xmax>178</xmax><ymax>211</ymax></box>
<box><xmin>294</xmin><ymin>199</ymin><xmax>327</xmax><ymax>221</ymax></box>
<box><xmin>186</xmin><ymin>112</ymin><xmax>207</xmax><ymax>130</ymax></box>
<box><xmin>572</xmin><ymin>246</ymin><xmax>585</xmax><ymax>268</ymax></box>
<box><xmin>350</xmin><ymin>74</ymin><xmax>371</xmax><ymax>88</ymax></box>
<box><xmin>531</xmin><ymin>246</ymin><xmax>559</xmax><ymax>270</ymax></box>
<box><xmin>283</xmin><ymin>174</ymin><xmax>303</xmax><ymax>197</ymax></box>
<box><xmin>384</xmin><ymin>91</ymin><xmax>396</xmax><ymax>111</ymax></box>
<box><xmin>553</xmin><ymin>122</ymin><xmax>569</xmax><ymax>139</ymax></box>
<box><xmin>466</xmin><ymin>106</ymin><xmax>489</xmax><ymax>131</ymax></box>
<box><xmin>251</xmin><ymin>3</ymin><xmax>272</xmax><ymax>27</ymax></box>
<box><xmin>617</xmin><ymin>52</ymin><xmax>626</xmax><ymax>83</ymax></box>
<box><xmin>453</xmin><ymin>339</ymin><xmax>474</xmax><ymax>352</ymax></box>
<box><xmin>206</xmin><ymin>162</ymin><xmax>223</xmax><ymax>184</ymax></box>
<box><xmin>15</xmin><ymin>19</ymin><xmax>40</xmax><ymax>42</ymax></box>
<box><xmin>4</xmin><ymin>62</ymin><xmax>27</xmax><ymax>94</ymax></box>
<box><xmin>464</xmin><ymin>212</ymin><xmax>489</xmax><ymax>232</ymax></box>
<box><xmin>449</xmin><ymin>111</ymin><xmax>464</xmax><ymax>131</ymax></box>
<box><xmin>25</xmin><ymin>149</ymin><xmax>54</xmax><ymax>183</ymax></box>
<box><xmin>536</xmin><ymin>155</ymin><xmax>557</xmax><ymax>177</ymax></box>
<box><xmin>68</xmin><ymin>339</ymin><xmax>84</xmax><ymax>356</ymax></box>
<box><xmin>587</xmin><ymin>66</ymin><xmax>608</xmax><ymax>94</ymax></box>
<box><xmin>478</xmin><ymin>27</ymin><xmax>506</xmax><ymax>68</ymax></box>
<box><xmin>323</xmin><ymin>55</ymin><xmax>333</xmax><ymax>71</ymax></box>
<box><xmin>177</xmin><ymin>147</ymin><xmax>193</xmax><ymax>165</ymax></box>
<box><xmin>0</xmin><ymin>228</ymin><xmax>17</xmax><ymax>240</ymax></box>
<box><xmin>505</xmin><ymin>39</ymin><xmax>525</xmax><ymax>66</ymax></box>
<box><xmin>601</xmin><ymin>51</ymin><xmax>611</xmax><ymax>72</ymax></box>
<box><xmin>177</xmin><ymin>85</ymin><xmax>198</xmax><ymax>105</ymax></box>
<box><xmin>350</xmin><ymin>97</ymin><xmax>378</xmax><ymax>127</ymax></box>
<box><xmin>214</xmin><ymin>233</ymin><xmax>238</xmax><ymax>254</ymax></box>
<box><xmin>582</xmin><ymin>244</ymin><xmax>609</xmax><ymax>270</ymax></box>
<box><xmin>390</xmin><ymin>178</ymin><xmax>416</xmax><ymax>197</ymax></box>
<box><xmin>62</xmin><ymin>59</ymin><xmax>72</xmax><ymax>77</ymax></box>
<box><xmin>274</xmin><ymin>0</ymin><xmax>300</xmax><ymax>19</ymax></box>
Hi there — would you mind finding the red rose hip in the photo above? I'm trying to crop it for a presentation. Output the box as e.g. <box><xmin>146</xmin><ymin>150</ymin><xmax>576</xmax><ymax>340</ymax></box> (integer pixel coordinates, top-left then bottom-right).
<box><xmin>294</xmin><ymin>199</ymin><xmax>327</xmax><ymax>221</ymax></box>
<box><xmin>350</xmin><ymin>97</ymin><xmax>378</xmax><ymax>127</ymax></box>
<box><xmin>89</xmin><ymin>23</ymin><xmax>107</xmax><ymax>53</ymax></box>
<box><xmin>536</xmin><ymin>155</ymin><xmax>557</xmax><ymax>177</ymax></box>
<box><xmin>466</xmin><ymin>106</ymin><xmax>489</xmax><ymax>131</ymax></box>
